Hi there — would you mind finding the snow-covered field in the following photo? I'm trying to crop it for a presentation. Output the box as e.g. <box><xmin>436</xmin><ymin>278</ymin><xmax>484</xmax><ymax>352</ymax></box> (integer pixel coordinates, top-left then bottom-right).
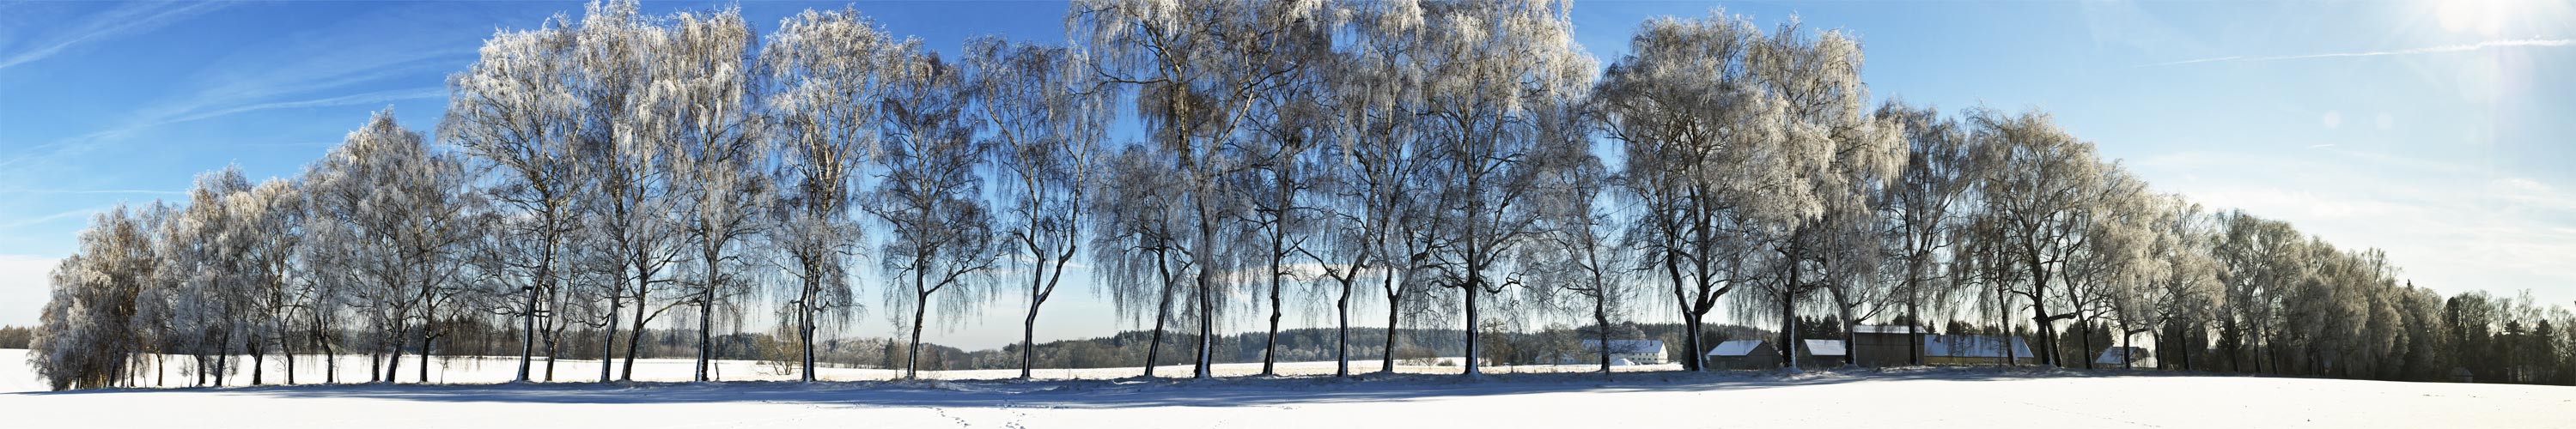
<box><xmin>0</xmin><ymin>349</ymin><xmax>1657</xmax><ymax>385</ymax></box>
<box><xmin>6</xmin><ymin>349</ymin><xmax>2573</xmax><ymax>428</ymax></box>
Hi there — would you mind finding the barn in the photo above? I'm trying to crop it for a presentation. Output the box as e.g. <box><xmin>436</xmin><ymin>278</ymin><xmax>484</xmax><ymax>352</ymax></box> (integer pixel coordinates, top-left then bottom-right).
<box><xmin>1846</xmin><ymin>324</ymin><xmax>2042</xmax><ymax>366</ymax></box>
<box><xmin>1705</xmin><ymin>340</ymin><xmax>1778</xmax><ymax>370</ymax></box>
<box><xmin>1850</xmin><ymin>324</ymin><xmax>1927</xmax><ymax>366</ymax></box>
<box><xmin>1800</xmin><ymin>339</ymin><xmax>1848</xmax><ymax>368</ymax></box>
<box><xmin>2094</xmin><ymin>346</ymin><xmax>2155</xmax><ymax>368</ymax></box>
<box><xmin>1923</xmin><ymin>335</ymin><xmax>2040</xmax><ymax>366</ymax></box>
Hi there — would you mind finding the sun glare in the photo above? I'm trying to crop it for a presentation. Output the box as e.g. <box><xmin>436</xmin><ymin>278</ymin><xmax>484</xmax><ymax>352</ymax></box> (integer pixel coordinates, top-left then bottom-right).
<box><xmin>2435</xmin><ymin>0</ymin><xmax>2506</xmax><ymax>35</ymax></box>
<box><xmin>2433</xmin><ymin>0</ymin><xmax>2573</xmax><ymax>37</ymax></box>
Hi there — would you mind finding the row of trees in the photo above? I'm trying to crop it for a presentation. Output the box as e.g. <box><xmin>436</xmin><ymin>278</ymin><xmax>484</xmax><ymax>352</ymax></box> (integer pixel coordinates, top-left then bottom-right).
<box><xmin>28</xmin><ymin>0</ymin><xmax>2574</xmax><ymax>390</ymax></box>
<box><xmin>0</xmin><ymin>325</ymin><xmax>32</xmax><ymax>349</ymax></box>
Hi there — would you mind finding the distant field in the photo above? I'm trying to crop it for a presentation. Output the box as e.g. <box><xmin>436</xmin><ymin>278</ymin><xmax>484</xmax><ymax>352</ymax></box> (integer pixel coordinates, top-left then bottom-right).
<box><xmin>6</xmin><ymin>349</ymin><xmax>2573</xmax><ymax>429</ymax></box>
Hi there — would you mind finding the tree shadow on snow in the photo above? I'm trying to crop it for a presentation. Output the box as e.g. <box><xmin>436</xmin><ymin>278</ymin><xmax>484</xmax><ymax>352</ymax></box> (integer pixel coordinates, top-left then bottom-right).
<box><xmin>12</xmin><ymin>366</ymin><xmax>2192</xmax><ymax>409</ymax></box>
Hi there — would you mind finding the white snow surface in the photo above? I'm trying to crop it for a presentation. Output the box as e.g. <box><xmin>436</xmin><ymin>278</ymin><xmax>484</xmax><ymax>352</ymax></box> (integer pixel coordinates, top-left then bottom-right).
<box><xmin>1709</xmin><ymin>339</ymin><xmax>1764</xmax><ymax>356</ymax></box>
<box><xmin>5</xmin><ymin>349</ymin><xmax>2574</xmax><ymax>428</ymax></box>
<box><xmin>1804</xmin><ymin>339</ymin><xmax>1848</xmax><ymax>356</ymax></box>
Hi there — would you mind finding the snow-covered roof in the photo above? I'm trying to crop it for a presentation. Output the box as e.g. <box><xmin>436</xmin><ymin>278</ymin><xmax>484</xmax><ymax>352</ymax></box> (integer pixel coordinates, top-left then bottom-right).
<box><xmin>1851</xmin><ymin>325</ymin><xmax>1924</xmax><ymax>335</ymax></box>
<box><xmin>1803</xmin><ymin>339</ymin><xmax>1847</xmax><ymax>356</ymax></box>
<box><xmin>1708</xmin><ymin>340</ymin><xmax>1764</xmax><ymax>356</ymax></box>
<box><xmin>2094</xmin><ymin>347</ymin><xmax>2152</xmax><ymax>364</ymax></box>
<box><xmin>1922</xmin><ymin>335</ymin><xmax>2035</xmax><ymax>359</ymax></box>
<box><xmin>1581</xmin><ymin>339</ymin><xmax>1666</xmax><ymax>354</ymax></box>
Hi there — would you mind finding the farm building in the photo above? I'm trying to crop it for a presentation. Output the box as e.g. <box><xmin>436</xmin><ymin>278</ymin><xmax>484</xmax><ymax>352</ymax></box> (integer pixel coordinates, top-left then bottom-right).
<box><xmin>1849</xmin><ymin>325</ymin><xmax>1927</xmax><ymax>366</ymax></box>
<box><xmin>2094</xmin><ymin>346</ymin><xmax>2155</xmax><ymax>368</ymax></box>
<box><xmin>1705</xmin><ymin>340</ymin><xmax>1778</xmax><ymax>370</ymax></box>
<box><xmin>1846</xmin><ymin>325</ymin><xmax>2042</xmax><ymax>366</ymax></box>
<box><xmin>1922</xmin><ymin>334</ymin><xmax>2040</xmax><ymax>366</ymax></box>
<box><xmin>1556</xmin><ymin>339</ymin><xmax>1668</xmax><ymax>366</ymax></box>
<box><xmin>1800</xmin><ymin>339</ymin><xmax>1848</xmax><ymax>368</ymax></box>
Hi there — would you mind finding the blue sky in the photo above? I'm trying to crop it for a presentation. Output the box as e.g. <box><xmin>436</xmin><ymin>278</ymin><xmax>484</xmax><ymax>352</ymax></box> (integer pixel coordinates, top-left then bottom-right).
<box><xmin>1</xmin><ymin>0</ymin><xmax>2570</xmax><ymax>349</ymax></box>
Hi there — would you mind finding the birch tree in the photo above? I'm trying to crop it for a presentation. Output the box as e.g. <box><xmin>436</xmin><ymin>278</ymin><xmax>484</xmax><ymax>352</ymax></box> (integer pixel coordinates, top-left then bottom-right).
<box><xmin>1091</xmin><ymin>143</ymin><xmax>1197</xmax><ymax>378</ymax></box>
<box><xmin>565</xmin><ymin>0</ymin><xmax>684</xmax><ymax>383</ymax></box>
<box><xmin>867</xmin><ymin>49</ymin><xmax>995</xmax><ymax>379</ymax></box>
<box><xmin>1299</xmin><ymin>134</ymin><xmax>1382</xmax><ymax>377</ymax></box>
<box><xmin>306</xmin><ymin>120</ymin><xmax>411</xmax><ymax>383</ymax></box>
<box><xmin>967</xmin><ymin>36</ymin><xmax>1110</xmax><ymax>379</ymax></box>
<box><xmin>1323</xmin><ymin>0</ymin><xmax>1434</xmax><ymax>375</ymax></box>
<box><xmin>1972</xmin><ymin>107</ymin><xmax>2104</xmax><ymax>367</ymax></box>
<box><xmin>642</xmin><ymin>7</ymin><xmax>769</xmax><ymax>383</ymax></box>
<box><xmin>30</xmin><ymin>204</ymin><xmax>164</xmax><ymax>390</ymax></box>
<box><xmin>2143</xmin><ymin>196</ymin><xmax>2222</xmax><ymax>370</ymax></box>
<box><xmin>237</xmin><ymin>178</ymin><xmax>306</xmax><ymax>384</ymax></box>
<box><xmin>166</xmin><ymin>167</ymin><xmax>255</xmax><ymax>386</ymax></box>
<box><xmin>295</xmin><ymin>193</ymin><xmax>360</xmax><ymax>384</ymax></box>
<box><xmin>1595</xmin><ymin>11</ymin><xmax>1783</xmax><ymax>371</ymax></box>
<box><xmin>761</xmin><ymin>6</ymin><xmax>894</xmax><ymax>382</ymax></box>
<box><xmin>2070</xmin><ymin>166</ymin><xmax>2154</xmax><ymax>369</ymax></box>
<box><xmin>1518</xmin><ymin>100</ymin><xmax>1631</xmax><ymax>375</ymax></box>
<box><xmin>1405</xmin><ymin>0</ymin><xmax>1594</xmax><ymax>376</ymax></box>
<box><xmin>1751</xmin><ymin>17</ymin><xmax>1906</xmax><ymax>370</ymax></box>
<box><xmin>444</xmin><ymin>18</ymin><xmax>583</xmax><ymax>383</ymax></box>
<box><xmin>305</xmin><ymin>109</ymin><xmax>480</xmax><ymax>384</ymax></box>
<box><xmin>1813</xmin><ymin>202</ymin><xmax>1892</xmax><ymax>368</ymax></box>
<box><xmin>1073</xmin><ymin>0</ymin><xmax>1326</xmax><ymax>378</ymax></box>
<box><xmin>2214</xmin><ymin>210</ymin><xmax>2300</xmax><ymax>372</ymax></box>
<box><xmin>1235</xmin><ymin>24</ymin><xmax>1336</xmax><ymax>376</ymax></box>
<box><xmin>1875</xmin><ymin>100</ymin><xmax>1977</xmax><ymax>365</ymax></box>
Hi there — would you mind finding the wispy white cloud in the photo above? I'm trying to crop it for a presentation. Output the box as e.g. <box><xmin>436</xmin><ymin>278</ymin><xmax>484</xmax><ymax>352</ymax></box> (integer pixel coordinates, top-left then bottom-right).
<box><xmin>0</xmin><ymin>86</ymin><xmax>445</xmax><ymax>171</ymax></box>
<box><xmin>0</xmin><ymin>43</ymin><xmax>463</xmax><ymax>171</ymax></box>
<box><xmin>0</xmin><ymin>189</ymin><xmax>183</xmax><ymax>196</ymax></box>
<box><xmin>2484</xmin><ymin>178</ymin><xmax>2576</xmax><ymax>218</ymax></box>
<box><xmin>230</xmin><ymin>142</ymin><xmax>342</xmax><ymax>148</ymax></box>
<box><xmin>2142</xmin><ymin>39</ymin><xmax>2576</xmax><ymax>67</ymax></box>
<box><xmin>0</xmin><ymin>205</ymin><xmax>115</xmax><ymax>230</ymax></box>
<box><xmin>0</xmin><ymin>1</ymin><xmax>228</xmax><ymax>70</ymax></box>
<box><xmin>0</xmin><ymin>1</ymin><xmax>504</xmax><ymax>178</ymax></box>
<box><xmin>168</xmin><ymin>47</ymin><xmax>468</xmax><ymax>118</ymax></box>
<box><xmin>161</xmin><ymin>87</ymin><xmax>447</xmax><ymax>125</ymax></box>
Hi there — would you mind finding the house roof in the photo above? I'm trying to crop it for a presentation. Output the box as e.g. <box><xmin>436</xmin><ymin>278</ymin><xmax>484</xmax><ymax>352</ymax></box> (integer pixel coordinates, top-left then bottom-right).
<box><xmin>1803</xmin><ymin>339</ymin><xmax>1848</xmax><ymax>356</ymax></box>
<box><xmin>2094</xmin><ymin>347</ymin><xmax>2152</xmax><ymax>364</ymax></box>
<box><xmin>1923</xmin><ymin>335</ymin><xmax>2036</xmax><ymax>359</ymax></box>
<box><xmin>1852</xmin><ymin>325</ymin><xmax>1925</xmax><ymax>335</ymax></box>
<box><xmin>1708</xmin><ymin>340</ymin><xmax>1765</xmax><ymax>356</ymax></box>
<box><xmin>1580</xmin><ymin>339</ymin><xmax>1666</xmax><ymax>354</ymax></box>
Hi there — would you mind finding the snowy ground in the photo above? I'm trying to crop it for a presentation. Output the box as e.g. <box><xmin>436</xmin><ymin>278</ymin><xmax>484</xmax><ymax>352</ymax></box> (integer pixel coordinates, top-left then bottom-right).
<box><xmin>0</xmin><ymin>349</ymin><xmax>1658</xmax><ymax>385</ymax></box>
<box><xmin>6</xmin><ymin>349</ymin><xmax>2573</xmax><ymax>428</ymax></box>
